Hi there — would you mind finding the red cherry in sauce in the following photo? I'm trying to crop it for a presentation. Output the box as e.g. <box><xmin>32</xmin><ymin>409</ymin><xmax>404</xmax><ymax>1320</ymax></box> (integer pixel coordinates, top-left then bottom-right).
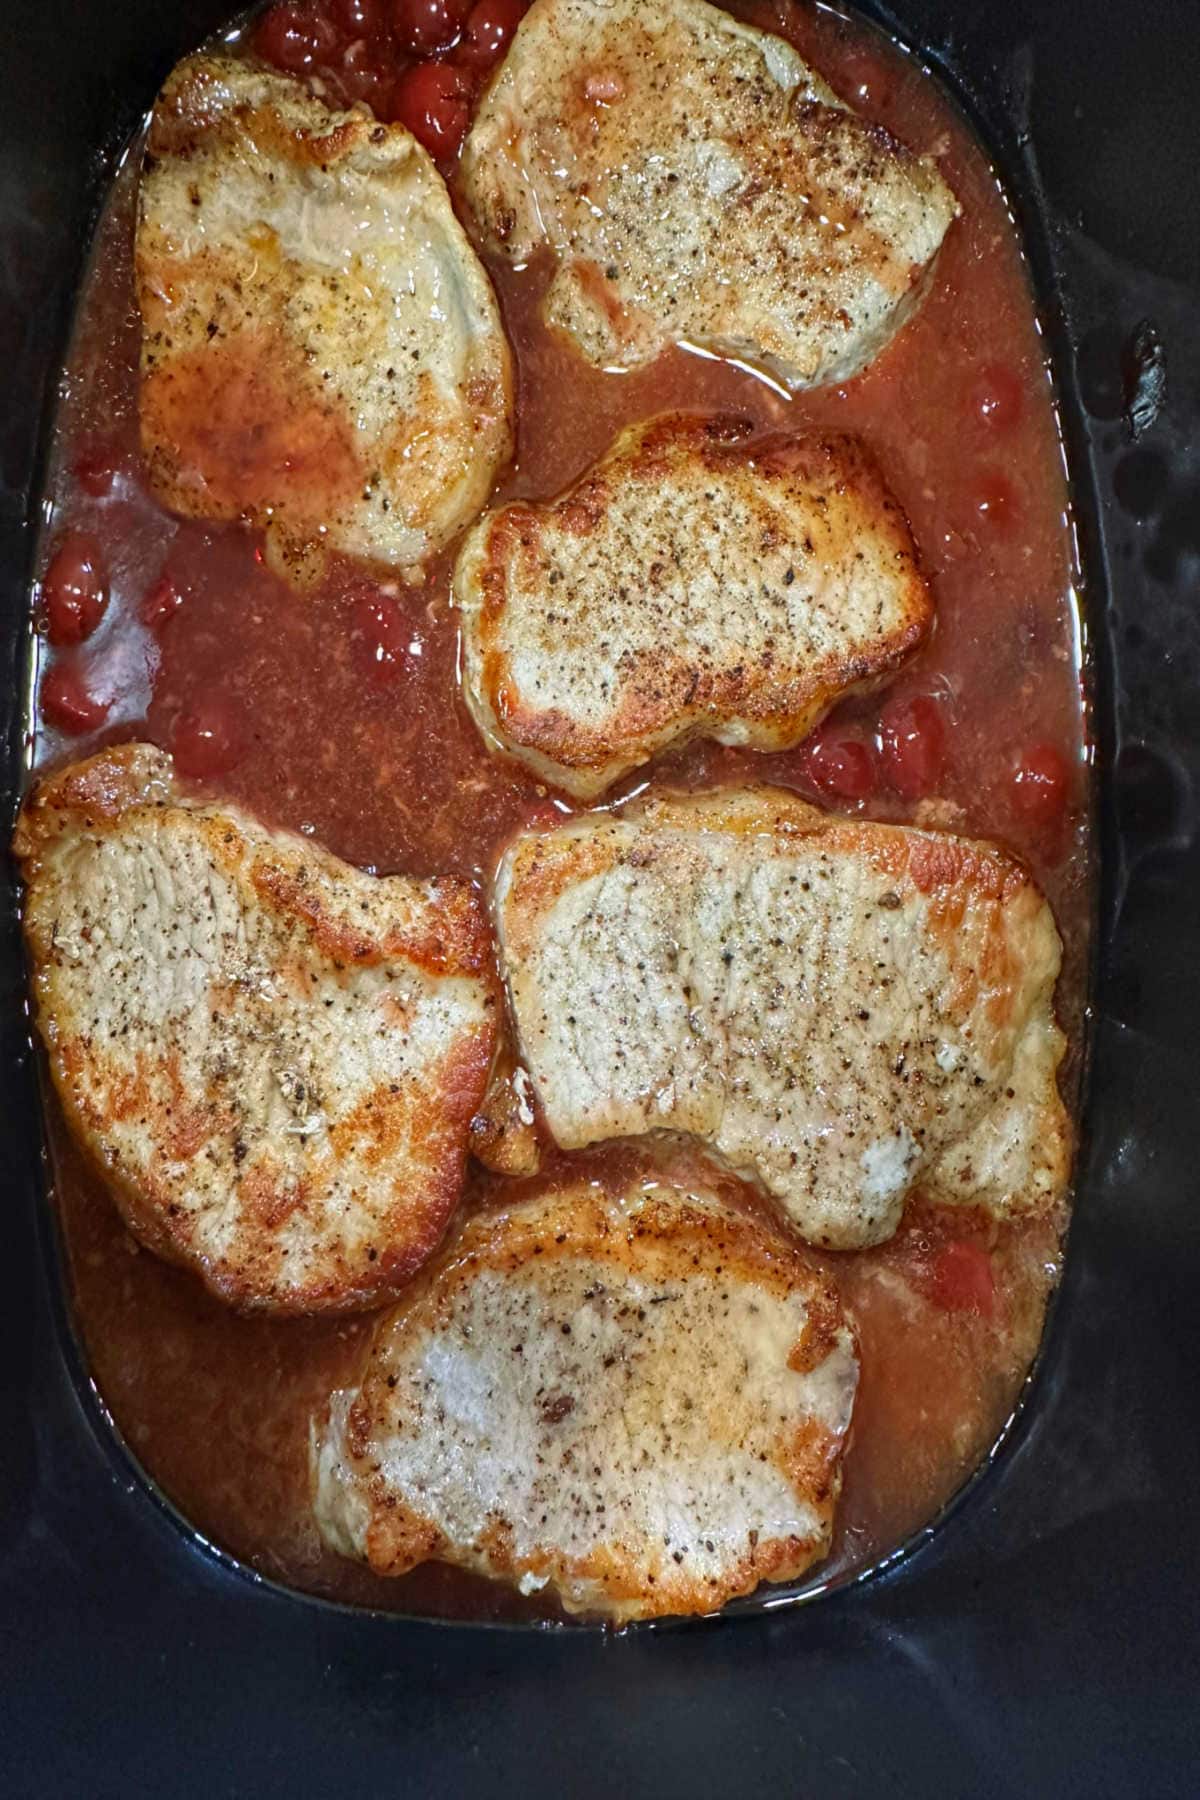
<box><xmin>391</xmin><ymin>0</ymin><xmax>471</xmax><ymax>54</ymax></box>
<box><xmin>1011</xmin><ymin>740</ymin><xmax>1071</xmax><ymax>832</ymax></box>
<box><xmin>455</xmin><ymin>0</ymin><xmax>526</xmax><ymax>69</ymax></box>
<box><xmin>333</xmin><ymin>0</ymin><xmax>385</xmax><ymax>35</ymax></box>
<box><xmin>141</xmin><ymin>572</ymin><xmax>186</xmax><ymax>632</ymax></box>
<box><xmin>969</xmin><ymin>469</ymin><xmax>1019</xmax><ymax>531</ymax></box>
<box><xmin>928</xmin><ymin>1240</ymin><xmax>996</xmax><ymax>1319</ymax></box>
<box><xmin>807</xmin><ymin>731</ymin><xmax>876</xmax><ymax>802</ymax></box>
<box><xmin>970</xmin><ymin>361</ymin><xmax>1024</xmax><ymax>433</ymax></box>
<box><xmin>41</xmin><ymin>532</ymin><xmax>108</xmax><ymax>647</ymax></box>
<box><xmin>41</xmin><ymin>660</ymin><xmax>110</xmax><ymax>735</ymax></box>
<box><xmin>254</xmin><ymin>4</ymin><xmax>338</xmax><ymax>72</ymax></box>
<box><xmin>171</xmin><ymin>697</ymin><xmax>244</xmax><ymax>779</ymax></box>
<box><xmin>879</xmin><ymin>694</ymin><xmax>945</xmax><ymax>800</ymax></box>
<box><xmin>388</xmin><ymin>61</ymin><xmax>472</xmax><ymax>158</ymax></box>
<box><xmin>335</xmin><ymin>36</ymin><xmax>394</xmax><ymax>109</ymax></box>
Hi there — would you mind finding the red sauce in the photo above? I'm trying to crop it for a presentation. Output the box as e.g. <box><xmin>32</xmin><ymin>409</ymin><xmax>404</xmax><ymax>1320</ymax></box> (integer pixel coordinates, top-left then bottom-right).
<box><xmin>29</xmin><ymin>0</ymin><xmax>1089</xmax><ymax>1622</ymax></box>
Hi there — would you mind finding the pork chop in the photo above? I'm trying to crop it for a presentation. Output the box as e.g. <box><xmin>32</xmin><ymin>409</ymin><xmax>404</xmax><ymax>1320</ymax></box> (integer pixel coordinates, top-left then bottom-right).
<box><xmin>454</xmin><ymin>414</ymin><xmax>932</xmax><ymax>797</ymax></box>
<box><xmin>137</xmin><ymin>54</ymin><xmax>512</xmax><ymax>583</ymax></box>
<box><xmin>311</xmin><ymin>1176</ymin><xmax>858</xmax><ymax>1620</ymax></box>
<box><xmin>461</xmin><ymin>0</ymin><xmax>958</xmax><ymax>387</ymax></box>
<box><xmin>15</xmin><ymin>744</ymin><xmax>499</xmax><ymax>1314</ymax></box>
<box><xmin>494</xmin><ymin>788</ymin><xmax>1070</xmax><ymax>1249</ymax></box>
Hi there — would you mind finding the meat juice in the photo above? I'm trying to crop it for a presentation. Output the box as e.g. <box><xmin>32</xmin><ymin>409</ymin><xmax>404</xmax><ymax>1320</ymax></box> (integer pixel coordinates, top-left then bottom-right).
<box><xmin>26</xmin><ymin>0</ymin><xmax>1089</xmax><ymax>1620</ymax></box>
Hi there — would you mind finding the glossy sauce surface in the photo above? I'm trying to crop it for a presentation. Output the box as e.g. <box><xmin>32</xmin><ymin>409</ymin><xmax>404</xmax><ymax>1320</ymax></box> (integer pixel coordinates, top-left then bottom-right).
<box><xmin>29</xmin><ymin>0</ymin><xmax>1088</xmax><ymax>1621</ymax></box>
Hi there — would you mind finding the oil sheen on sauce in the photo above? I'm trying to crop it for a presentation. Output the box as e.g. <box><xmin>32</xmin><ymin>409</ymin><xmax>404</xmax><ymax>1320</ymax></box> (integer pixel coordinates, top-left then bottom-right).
<box><xmin>28</xmin><ymin>0</ymin><xmax>1089</xmax><ymax>1623</ymax></box>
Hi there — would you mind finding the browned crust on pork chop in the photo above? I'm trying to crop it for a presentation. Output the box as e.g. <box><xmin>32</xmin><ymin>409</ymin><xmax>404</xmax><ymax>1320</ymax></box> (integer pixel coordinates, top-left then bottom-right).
<box><xmin>16</xmin><ymin>744</ymin><xmax>500</xmax><ymax>1313</ymax></box>
<box><xmin>461</xmin><ymin>0</ymin><xmax>958</xmax><ymax>387</ymax></box>
<box><xmin>137</xmin><ymin>54</ymin><xmax>512</xmax><ymax>583</ymax></box>
<box><xmin>311</xmin><ymin>1178</ymin><xmax>858</xmax><ymax>1620</ymax></box>
<box><xmin>455</xmin><ymin>414</ymin><xmax>932</xmax><ymax>796</ymax></box>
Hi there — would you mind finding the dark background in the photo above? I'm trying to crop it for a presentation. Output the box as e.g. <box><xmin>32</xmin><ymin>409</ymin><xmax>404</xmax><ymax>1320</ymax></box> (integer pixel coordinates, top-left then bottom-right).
<box><xmin>2</xmin><ymin>2</ymin><xmax>1198</xmax><ymax>1794</ymax></box>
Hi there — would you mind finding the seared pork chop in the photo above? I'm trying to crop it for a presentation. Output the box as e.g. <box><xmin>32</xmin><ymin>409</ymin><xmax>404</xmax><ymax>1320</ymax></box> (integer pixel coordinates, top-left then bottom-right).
<box><xmin>494</xmin><ymin>789</ymin><xmax>1070</xmax><ymax>1249</ymax></box>
<box><xmin>137</xmin><ymin>55</ymin><xmax>512</xmax><ymax>582</ymax></box>
<box><xmin>16</xmin><ymin>745</ymin><xmax>499</xmax><ymax>1313</ymax></box>
<box><xmin>461</xmin><ymin>0</ymin><xmax>958</xmax><ymax>387</ymax></box>
<box><xmin>454</xmin><ymin>414</ymin><xmax>932</xmax><ymax>797</ymax></box>
<box><xmin>312</xmin><ymin>1177</ymin><xmax>858</xmax><ymax>1620</ymax></box>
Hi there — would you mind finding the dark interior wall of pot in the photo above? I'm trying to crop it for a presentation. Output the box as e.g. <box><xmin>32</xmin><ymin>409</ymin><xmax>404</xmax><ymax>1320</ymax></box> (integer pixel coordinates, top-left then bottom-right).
<box><xmin>2</xmin><ymin>1</ymin><xmax>1198</xmax><ymax>1794</ymax></box>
